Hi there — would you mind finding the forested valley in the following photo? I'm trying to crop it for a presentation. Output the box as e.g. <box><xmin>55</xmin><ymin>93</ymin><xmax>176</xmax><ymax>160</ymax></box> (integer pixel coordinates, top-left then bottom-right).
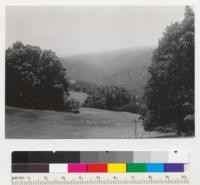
<box><xmin>6</xmin><ymin>6</ymin><xmax>194</xmax><ymax>137</ymax></box>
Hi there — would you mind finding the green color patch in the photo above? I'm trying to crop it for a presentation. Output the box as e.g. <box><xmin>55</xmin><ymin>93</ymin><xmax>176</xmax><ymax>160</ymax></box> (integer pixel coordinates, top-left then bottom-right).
<box><xmin>126</xmin><ymin>163</ymin><xmax>147</xmax><ymax>172</ymax></box>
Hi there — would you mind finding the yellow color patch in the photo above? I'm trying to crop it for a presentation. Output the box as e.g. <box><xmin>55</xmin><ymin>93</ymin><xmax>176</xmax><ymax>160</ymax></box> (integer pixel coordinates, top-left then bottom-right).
<box><xmin>108</xmin><ymin>163</ymin><xmax>126</xmax><ymax>173</ymax></box>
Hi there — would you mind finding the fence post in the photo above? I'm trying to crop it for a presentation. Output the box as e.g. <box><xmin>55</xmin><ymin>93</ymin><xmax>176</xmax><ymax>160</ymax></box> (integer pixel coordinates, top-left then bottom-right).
<box><xmin>135</xmin><ymin>119</ymin><xmax>137</xmax><ymax>138</ymax></box>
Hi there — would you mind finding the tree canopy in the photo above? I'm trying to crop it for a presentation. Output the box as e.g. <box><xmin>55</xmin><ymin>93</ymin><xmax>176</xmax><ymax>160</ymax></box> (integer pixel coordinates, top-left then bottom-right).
<box><xmin>6</xmin><ymin>41</ymin><xmax>69</xmax><ymax>111</ymax></box>
<box><xmin>143</xmin><ymin>6</ymin><xmax>194</xmax><ymax>135</ymax></box>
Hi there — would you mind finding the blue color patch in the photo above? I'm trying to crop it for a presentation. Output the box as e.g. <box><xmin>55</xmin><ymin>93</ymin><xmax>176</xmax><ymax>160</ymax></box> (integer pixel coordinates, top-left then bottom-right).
<box><xmin>147</xmin><ymin>163</ymin><xmax>164</xmax><ymax>172</ymax></box>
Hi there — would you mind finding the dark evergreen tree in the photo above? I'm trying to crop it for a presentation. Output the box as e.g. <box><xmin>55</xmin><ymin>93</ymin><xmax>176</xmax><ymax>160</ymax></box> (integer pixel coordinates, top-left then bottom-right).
<box><xmin>144</xmin><ymin>6</ymin><xmax>194</xmax><ymax>135</ymax></box>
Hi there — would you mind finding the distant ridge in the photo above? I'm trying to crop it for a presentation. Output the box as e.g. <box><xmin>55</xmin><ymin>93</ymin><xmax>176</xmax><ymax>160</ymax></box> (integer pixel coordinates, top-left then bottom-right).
<box><xmin>61</xmin><ymin>46</ymin><xmax>155</xmax><ymax>95</ymax></box>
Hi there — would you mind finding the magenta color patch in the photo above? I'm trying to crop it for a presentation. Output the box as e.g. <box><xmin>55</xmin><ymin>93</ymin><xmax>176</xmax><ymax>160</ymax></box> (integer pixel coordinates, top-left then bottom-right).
<box><xmin>68</xmin><ymin>163</ymin><xmax>87</xmax><ymax>172</ymax></box>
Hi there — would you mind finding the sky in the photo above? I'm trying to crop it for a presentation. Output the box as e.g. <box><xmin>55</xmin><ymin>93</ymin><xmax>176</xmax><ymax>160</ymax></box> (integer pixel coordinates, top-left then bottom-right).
<box><xmin>6</xmin><ymin>6</ymin><xmax>185</xmax><ymax>57</ymax></box>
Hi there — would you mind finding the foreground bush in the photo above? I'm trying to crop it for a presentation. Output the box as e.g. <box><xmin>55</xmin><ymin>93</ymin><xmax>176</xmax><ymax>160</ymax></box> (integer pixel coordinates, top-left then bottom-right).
<box><xmin>64</xmin><ymin>99</ymin><xmax>80</xmax><ymax>114</ymax></box>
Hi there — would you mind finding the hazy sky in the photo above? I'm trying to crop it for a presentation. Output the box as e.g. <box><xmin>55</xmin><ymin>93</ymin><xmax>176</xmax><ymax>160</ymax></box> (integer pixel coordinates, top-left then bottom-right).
<box><xmin>6</xmin><ymin>6</ymin><xmax>185</xmax><ymax>56</ymax></box>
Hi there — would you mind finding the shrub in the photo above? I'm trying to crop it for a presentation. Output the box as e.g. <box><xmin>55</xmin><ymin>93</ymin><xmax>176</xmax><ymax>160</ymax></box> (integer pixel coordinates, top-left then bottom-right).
<box><xmin>64</xmin><ymin>99</ymin><xmax>80</xmax><ymax>114</ymax></box>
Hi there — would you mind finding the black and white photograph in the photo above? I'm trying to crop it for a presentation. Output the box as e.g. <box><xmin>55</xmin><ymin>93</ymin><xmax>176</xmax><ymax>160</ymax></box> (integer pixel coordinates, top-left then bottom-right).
<box><xmin>5</xmin><ymin>6</ymin><xmax>194</xmax><ymax>139</ymax></box>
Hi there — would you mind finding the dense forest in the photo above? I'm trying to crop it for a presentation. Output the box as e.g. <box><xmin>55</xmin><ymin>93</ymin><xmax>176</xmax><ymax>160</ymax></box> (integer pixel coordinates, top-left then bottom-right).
<box><xmin>69</xmin><ymin>80</ymin><xmax>139</xmax><ymax>113</ymax></box>
<box><xmin>6</xmin><ymin>6</ymin><xmax>194</xmax><ymax>136</ymax></box>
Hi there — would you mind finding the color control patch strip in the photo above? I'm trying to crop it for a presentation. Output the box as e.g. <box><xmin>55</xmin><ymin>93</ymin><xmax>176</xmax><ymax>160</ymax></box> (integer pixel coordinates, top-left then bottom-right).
<box><xmin>12</xmin><ymin>151</ymin><xmax>188</xmax><ymax>173</ymax></box>
<box><xmin>12</xmin><ymin>163</ymin><xmax>185</xmax><ymax>173</ymax></box>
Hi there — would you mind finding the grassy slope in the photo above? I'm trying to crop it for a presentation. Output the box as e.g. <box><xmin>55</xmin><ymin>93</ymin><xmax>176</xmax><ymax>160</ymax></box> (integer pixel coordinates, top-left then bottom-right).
<box><xmin>5</xmin><ymin>106</ymin><xmax>177</xmax><ymax>139</ymax></box>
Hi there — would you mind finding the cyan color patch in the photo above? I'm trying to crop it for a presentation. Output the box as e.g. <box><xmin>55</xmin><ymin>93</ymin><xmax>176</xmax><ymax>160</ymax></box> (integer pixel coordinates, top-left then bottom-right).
<box><xmin>147</xmin><ymin>163</ymin><xmax>164</xmax><ymax>172</ymax></box>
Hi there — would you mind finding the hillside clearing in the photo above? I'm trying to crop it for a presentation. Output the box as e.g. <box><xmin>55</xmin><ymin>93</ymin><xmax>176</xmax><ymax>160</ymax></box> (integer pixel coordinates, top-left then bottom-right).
<box><xmin>6</xmin><ymin>106</ymin><xmax>177</xmax><ymax>139</ymax></box>
<box><xmin>68</xmin><ymin>91</ymin><xmax>88</xmax><ymax>105</ymax></box>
